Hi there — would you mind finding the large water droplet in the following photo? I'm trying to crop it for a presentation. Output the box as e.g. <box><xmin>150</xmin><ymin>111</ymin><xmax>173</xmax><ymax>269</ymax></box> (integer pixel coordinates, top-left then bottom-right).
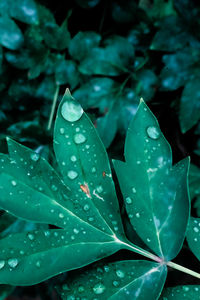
<box><xmin>146</xmin><ymin>126</ymin><xmax>160</xmax><ymax>140</ymax></box>
<box><xmin>74</xmin><ymin>133</ymin><xmax>86</xmax><ymax>144</ymax></box>
<box><xmin>93</xmin><ymin>283</ymin><xmax>106</xmax><ymax>295</ymax></box>
<box><xmin>67</xmin><ymin>170</ymin><xmax>78</xmax><ymax>180</ymax></box>
<box><xmin>8</xmin><ymin>258</ymin><xmax>18</xmax><ymax>268</ymax></box>
<box><xmin>61</xmin><ymin>100</ymin><xmax>83</xmax><ymax>122</ymax></box>
<box><xmin>30</xmin><ymin>153</ymin><xmax>40</xmax><ymax>162</ymax></box>
<box><xmin>0</xmin><ymin>260</ymin><xmax>5</xmax><ymax>269</ymax></box>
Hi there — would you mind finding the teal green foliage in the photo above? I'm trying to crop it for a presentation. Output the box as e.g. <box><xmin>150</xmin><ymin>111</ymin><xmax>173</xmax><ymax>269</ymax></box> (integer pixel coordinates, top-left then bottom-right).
<box><xmin>0</xmin><ymin>91</ymin><xmax>198</xmax><ymax>299</ymax></box>
<box><xmin>1</xmin><ymin>0</ymin><xmax>200</xmax><ymax>150</ymax></box>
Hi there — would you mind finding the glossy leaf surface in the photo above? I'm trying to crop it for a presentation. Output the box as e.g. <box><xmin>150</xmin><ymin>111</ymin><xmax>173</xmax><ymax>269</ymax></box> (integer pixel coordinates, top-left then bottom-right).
<box><xmin>187</xmin><ymin>217</ymin><xmax>200</xmax><ymax>261</ymax></box>
<box><xmin>54</xmin><ymin>89</ymin><xmax>124</xmax><ymax>237</ymax></box>
<box><xmin>160</xmin><ymin>285</ymin><xmax>200</xmax><ymax>299</ymax></box>
<box><xmin>59</xmin><ymin>260</ymin><xmax>167</xmax><ymax>300</ymax></box>
<box><xmin>0</xmin><ymin>229</ymin><xmax>119</xmax><ymax>285</ymax></box>
<box><xmin>113</xmin><ymin>100</ymin><xmax>190</xmax><ymax>260</ymax></box>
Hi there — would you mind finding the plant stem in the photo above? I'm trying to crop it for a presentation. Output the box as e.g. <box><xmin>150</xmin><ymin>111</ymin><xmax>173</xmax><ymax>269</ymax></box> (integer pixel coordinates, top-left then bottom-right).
<box><xmin>47</xmin><ymin>85</ymin><xmax>60</xmax><ymax>131</ymax></box>
<box><xmin>167</xmin><ymin>261</ymin><xmax>200</xmax><ymax>279</ymax></box>
<box><xmin>116</xmin><ymin>237</ymin><xmax>200</xmax><ymax>279</ymax></box>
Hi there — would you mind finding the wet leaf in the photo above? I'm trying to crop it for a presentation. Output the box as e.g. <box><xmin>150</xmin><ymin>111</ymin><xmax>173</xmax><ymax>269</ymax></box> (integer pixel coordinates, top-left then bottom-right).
<box><xmin>160</xmin><ymin>285</ymin><xmax>200</xmax><ymax>299</ymax></box>
<box><xmin>0</xmin><ymin>15</ymin><xmax>24</xmax><ymax>50</ymax></box>
<box><xmin>58</xmin><ymin>260</ymin><xmax>167</xmax><ymax>299</ymax></box>
<box><xmin>113</xmin><ymin>100</ymin><xmax>190</xmax><ymax>260</ymax></box>
<box><xmin>187</xmin><ymin>217</ymin><xmax>200</xmax><ymax>261</ymax></box>
<box><xmin>0</xmin><ymin>229</ymin><xmax>120</xmax><ymax>285</ymax></box>
<box><xmin>54</xmin><ymin>89</ymin><xmax>124</xmax><ymax>237</ymax></box>
<box><xmin>189</xmin><ymin>164</ymin><xmax>200</xmax><ymax>200</ymax></box>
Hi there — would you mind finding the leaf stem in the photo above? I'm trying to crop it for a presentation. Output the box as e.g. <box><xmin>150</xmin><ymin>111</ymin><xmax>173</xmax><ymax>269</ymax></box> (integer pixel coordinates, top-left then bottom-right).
<box><xmin>47</xmin><ymin>84</ymin><xmax>60</xmax><ymax>131</ymax></box>
<box><xmin>167</xmin><ymin>261</ymin><xmax>200</xmax><ymax>279</ymax></box>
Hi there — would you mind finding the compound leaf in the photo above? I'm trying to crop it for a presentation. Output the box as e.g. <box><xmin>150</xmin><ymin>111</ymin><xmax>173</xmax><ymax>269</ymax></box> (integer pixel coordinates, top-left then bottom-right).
<box><xmin>160</xmin><ymin>285</ymin><xmax>200</xmax><ymax>299</ymax></box>
<box><xmin>187</xmin><ymin>217</ymin><xmax>200</xmax><ymax>261</ymax></box>
<box><xmin>113</xmin><ymin>100</ymin><xmax>190</xmax><ymax>260</ymax></box>
<box><xmin>0</xmin><ymin>229</ymin><xmax>119</xmax><ymax>285</ymax></box>
<box><xmin>58</xmin><ymin>260</ymin><xmax>167</xmax><ymax>300</ymax></box>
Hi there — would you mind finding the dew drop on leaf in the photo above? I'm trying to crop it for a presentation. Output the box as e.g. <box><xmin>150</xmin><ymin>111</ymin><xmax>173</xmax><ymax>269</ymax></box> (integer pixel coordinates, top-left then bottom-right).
<box><xmin>36</xmin><ymin>261</ymin><xmax>41</xmax><ymax>268</ymax></box>
<box><xmin>70</xmin><ymin>155</ymin><xmax>77</xmax><ymax>162</ymax></box>
<box><xmin>146</xmin><ymin>126</ymin><xmax>160</xmax><ymax>140</ymax></box>
<box><xmin>193</xmin><ymin>227</ymin><xmax>199</xmax><ymax>233</ymax></box>
<box><xmin>113</xmin><ymin>280</ymin><xmax>119</xmax><ymax>287</ymax></box>
<box><xmin>27</xmin><ymin>233</ymin><xmax>35</xmax><ymax>240</ymax></box>
<box><xmin>116</xmin><ymin>269</ymin><xmax>125</xmax><ymax>278</ymax></box>
<box><xmin>132</xmin><ymin>187</ymin><xmax>136</xmax><ymax>193</ymax></box>
<box><xmin>74</xmin><ymin>133</ymin><xmax>86</xmax><ymax>144</ymax></box>
<box><xmin>11</xmin><ymin>180</ymin><xmax>17</xmax><ymax>186</ymax></box>
<box><xmin>83</xmin><ymin>204</ymin><xmax>90</xmax><ymax>211</ymax></box>
<box><xmin>60</xmin><ymin>128</ymin><xmax>65</xmax><ymax>134</ymax></box>
<box><xmin>93</xmin><ymin>283</ymin><xmax>106</xmax><ymax>295</ymax></box>
<box><xmin>136</xmin><ymin>212</ymin><xmax>140</xmax><ymax>218</ymax></box>
<box><xmin>96</xmin><ymin>185</ymin><xmax>103</xmax><ymax>193</ymax></box>
<box><xmin>8</xmin><ymin>258</ymin><xmax>19</xmax><ymax>268</ymax></box>
<box><xmin>125</xmin><ymin>197</ymin><xmax>132</xmax><ymax>204</ymax></box>
<box><xmin>51</xmin><ymin>185</ymin><xmax>58</xmax><ymax>191</ymax></box>
<box><xmin>61</xmin><ymin>100</ymin><xmax>83</xmax><ymax>122</ymax></box>
<box><xmin>30</xmin><ymin>153</ymin><xmax>40</xmax><ymax>162</ymax></box>
<box><xmin>67</xmin><ymin>170</ymin><xmax>78</xmax><ymax>180</ymax></box>
<box><xmin>59</xmin><ymin>213</ymin><xmax>64</xmax><ymax>219</ymax></box>
<box><xmin>0</xmin><ymin>260</ymin><xmax>5</xmax><ymax>270</ymax></box>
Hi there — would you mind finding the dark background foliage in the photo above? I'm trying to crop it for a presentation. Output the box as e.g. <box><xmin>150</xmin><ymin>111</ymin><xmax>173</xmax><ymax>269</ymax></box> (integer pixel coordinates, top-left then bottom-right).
<box><xmin>0</xmin><ymin>0</ymin><xmax>200</xmax><ymax>299</ymax></box>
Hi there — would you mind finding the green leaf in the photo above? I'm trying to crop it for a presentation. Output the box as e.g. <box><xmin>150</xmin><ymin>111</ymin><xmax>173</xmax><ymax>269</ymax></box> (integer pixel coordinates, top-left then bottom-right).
<box><xmin>9</xmin><ymin>0</ymin><xmax>39</xmax><ymax>24</ymax></box>
<box><xmin>69</xmin><ymin>31</ymin><xmax>101</xmax><ymax>61</ymax></box>
<box><xmin>113</xmin><ymin>100</ymin><xmax>190</xmax><ymax>260</ymax></box>
<box><xmin>179</xmin><ymin>77</ymin><xmax>200</xmax><ymax>133</ymax></box>
<box><xmin>0</xmin><ymin>229</ymin><xmax>120</xmax><ymax>285</ymax></box>
<box><xmin>58</xmin><ymin>260</ymin><xmax>167</xmax><ymax>299</ymax></box>
<box><xmin>140</xmin><ymin>0</ymin><xmax>176</xmax><ymax>19</ymax></box>
<box><xmin>160</xmin><ymin>285</ymin><xmax>200</xmax><ymax>299</ymax></box>
<box><xmin>54</xmin><ymin>89</ymin><xmax>124</xmax><ymax>237</ymax></box>
<box><xmin>187</xmin><ymin>217</ymin><xmax>200</xmax><ymax>261</ymax></box>
<box><xmin>150</xmin><ymin>16</ymin><xmax>194</xmax><ymax>51</ymax></box>
<box><xmin>79</xmin><ymin>36</ymin><xmax>134</xmax><ymax>76</ymax></box>
<box><xmin>55</xmin><ymin>59</ymin><xmax>80</xmax><ymax>89</ymax></box>
<box><xmin>0</xmin><ymin>15</ymin><xmax>24</xmax><ymax>50</ymax></box>
<box><xmin>189</xmin><ymin>164</ymin><xmax>200</xmax><ymax>200</ymax></box>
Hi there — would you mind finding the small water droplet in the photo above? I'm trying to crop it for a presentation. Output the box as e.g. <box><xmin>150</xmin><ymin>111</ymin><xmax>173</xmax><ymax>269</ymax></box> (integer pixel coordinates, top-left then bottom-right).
<box><xmin>113</xmin><ymin>280</ymin><xmax>119</xmax><ymax>287</ymax></box>
<box><xmin>11</xmin><ymin>180</ymin><xmax>17</xmax><ymax>186</ymax></box>
<box><xmin>147</xmin><ymin>238</ymin><xmax>151</xmax><ymax>242</ymax></box>
<box><xmin>70</xmin><ymin>155</ymin><xmax>77</xmax><ymax>162</ymax></box>
<box><xmin>74</xmin><ymin>133</ymin><xmax>86</xmax><ymax>144</ymax></box>
<box><xmin>132</xmin><ymin>187</ymin><xmax>136</xmax><ymax>194</ymax></box>
<box><xmin>91</xmin><ymin>167</ymin><xmax>96</xmax><ymax>173</ymax></box>
<box><xmin>8</xmin><ymin>258</ymin><xmax>18</xmax><ymax>268</ymax></box>
<box><xmin>30</xmin><ymin>153</ymin><xmax>40</xmax><ymax>162</ymax></box>
<box><xmin>93</xmin><ymin>283</ymin><xmax>106</xmax><ymax>295</ymax></box>
<box><xmin>51</xmin><ymin>185</ymin><xmax>58</xmax><ymax>192</ymax></box>
<box><xmin>73</xmin><ymin>228</ymin><xmax>79</xmax><ymax>234</ymax></box>
<box><xmin>60</xmin><ymin>128</ymin><xmax>65</xmax><ymax>134</ymax></box>
<box><xmin>96</xmin><ymin>185</ymin><xmax>103</xmax><ymax>193</ymax></box>
<box><xmin>67</xmin><ymin>170</ymin><xmax>78</xmax><ymax>180</ymax></box>
<box><xmin>116</xmin><ymin>269</ymin><xmax>125</xmax><ymax>278</ymax></box>
<box><xmin>125</xmin><ymin>197</ymin><xmax>132</xmax><ymax>204</ymax></box>
<box><xmin>146</xmin><ymin>126</ymin><xmax>160</xmax><ymax>140</ymax></box>
<box><xmin>83</xmin><ymin>204</ymin><xmax>90</xmax><ymax>211</ymax></box>
<box><xmin>78</xmin><ymin>286</ymin><xmax>85</xmax><ymax>293</ymax></box>
<box><xmin>59</xmin><ymin>213</ymin><xmax>64</xmax><ymax>219</ymax></box>
<box><xmin>61</xmin><ymin>99</ymin><xmax>83</xmax><ymax>122</ymax></box>
<box><xmin>36</xmin><ymin>261</ymin><xmax>41</xmax><ymax>268</ymax></box>
<box><xmin>27</xmin><ymin>233</ymin><xmax>35</xmax><ymax>241</ymax></box>
<box><xmin>0</xmin><ymin>260</ymin><xmax>5</xmax><ymax>269</ymax></box>
<box><xmin>193</xmin><ymin>227</ymin><xmax>199</xmax><ymax>233</ymax></box>
<box><xmin>136</xmin><ymin>212</ymin><xmax>140</xmax><ymax>218</ymax></box>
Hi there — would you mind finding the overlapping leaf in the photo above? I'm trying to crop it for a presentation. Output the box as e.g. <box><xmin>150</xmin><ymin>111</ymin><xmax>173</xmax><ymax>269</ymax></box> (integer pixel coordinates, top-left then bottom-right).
<box><xmin>113</xmin><ymin>100</ymin><xmax>190</xmax><ymax>260</ymax></box>
<box><xmin>160</xmin><ymin>285</ymin><xmax>200</xmax><ymax>299</ymax></box>
<box><xmin>58</xmin><ymin>260</ymin><xmax>167</xmax><ymax>300</ymax></box>
<box><xmin>187</xmin><ymin>217</ymin><xmax>200</xmax><ymax>261</ymax></box>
